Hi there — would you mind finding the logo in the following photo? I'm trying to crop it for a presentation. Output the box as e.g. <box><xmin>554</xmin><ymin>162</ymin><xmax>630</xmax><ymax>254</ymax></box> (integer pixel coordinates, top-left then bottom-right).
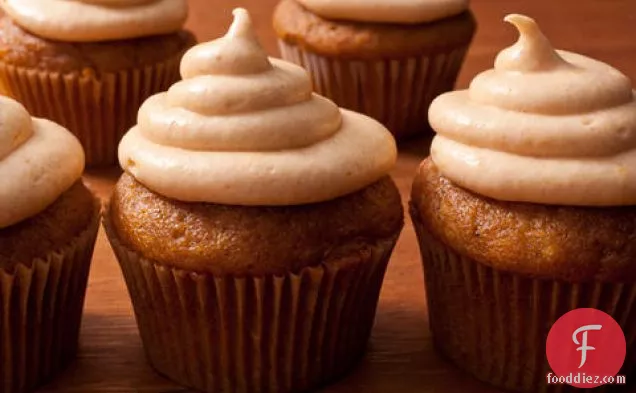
<box><xmin>546</xmin><ymin>308</ymin><xmax>626</xmax><ymax>388</ymax></box>
<box><xmin>572</xmin><ymin>324</ymin><xmax>602</xmax><ymax>368</ymax></box>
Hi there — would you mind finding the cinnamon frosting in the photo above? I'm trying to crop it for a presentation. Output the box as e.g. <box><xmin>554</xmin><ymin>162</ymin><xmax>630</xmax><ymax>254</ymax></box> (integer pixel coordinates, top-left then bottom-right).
<box><xmin>0</xmin><ymin>96</ymin><xmax>84</xmax><ymax>228</ymax></box>
<box><xmin>429</xmin><ymin>14</ymin><xmax>636</xmax><ymax>206</ymax></box>
<box><xmin>296</xmin><ymin>0</ymin><xmax>468</xmax><ymax>24</ymax></box>
<box><xmin>118</xmin><ymin>8</ymin><xmax>397</xmax><ymax>206</ymax></box>
<box><xmin>0</xmin><ymin>0</ymin><xmax>187</xmax><ymax>42</ymax></box>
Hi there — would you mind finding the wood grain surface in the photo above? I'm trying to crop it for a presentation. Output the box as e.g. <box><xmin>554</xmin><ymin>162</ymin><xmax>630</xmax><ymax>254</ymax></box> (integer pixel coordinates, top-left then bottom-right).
<box><xmin>38</xmin><ymin>1</ymin><xmax>636</xmax><ymax>392</ymax></box>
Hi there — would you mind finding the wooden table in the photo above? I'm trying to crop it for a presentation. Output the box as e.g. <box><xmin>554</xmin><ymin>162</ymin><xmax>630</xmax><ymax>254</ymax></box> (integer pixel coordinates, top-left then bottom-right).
<box><xmin>40</xmin><ymin>1</ymin><xmax>636</xmax><ymax>392</ymax></box>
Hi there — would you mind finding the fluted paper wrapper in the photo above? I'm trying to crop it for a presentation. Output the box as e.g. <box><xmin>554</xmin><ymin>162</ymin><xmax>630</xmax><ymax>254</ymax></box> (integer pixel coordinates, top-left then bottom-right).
<box><xmin>0</xmin><ymin>211</ymin><xmax>99</xmax><ymax>393</ymax></box>
<box><xmin>411</xmin><ymin>213</ymin><xmax>636</xmax><ymax>393</ymax></box>
<box><xmin>0</xmin><ymin>56</ymin><xmax>182</xmax><ymax>167</ymax></box>
<box><xmin>104</xmin><ymin>216</ymin><xmax>397</xmax><ymax>393</ymax></box>
<box><xmin>278</xmin><ymin>41</ymin><xmax>469</xmax><ymax>140</ymax></box>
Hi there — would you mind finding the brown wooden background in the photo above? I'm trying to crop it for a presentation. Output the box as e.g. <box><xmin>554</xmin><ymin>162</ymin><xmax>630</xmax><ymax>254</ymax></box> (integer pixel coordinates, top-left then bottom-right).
<box><xmin>39</xmin><ymin>1</ymin><xmax>636</xmax><ymax>392</ymax></box>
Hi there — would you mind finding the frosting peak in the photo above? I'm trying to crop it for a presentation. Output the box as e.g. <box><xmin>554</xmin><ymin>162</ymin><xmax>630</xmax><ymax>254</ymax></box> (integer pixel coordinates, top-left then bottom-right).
<box><xmin>1</xmin><ymin>0</ymin><xmax>187</xmax><ymax>42</ymax></box>
<box><xmin>181</xmin><ymin>9</ymin><xmax>272</xmax><ymax>79</ymax></box>
<box><xmin>429</xmin><ymin>14</ymin><xmax>636</xmax><ymax>206</ymax></box>
<box><xmin>228</xmin><ymin>8</ymin><xmax>260</xmax><ymax>40</ymax></box>
<box><xmin>119</xmin><ymin>8</ymin><xmax>397</xmax><ymax>206</ymax></box>
<box><xmin>495</xmin><ymin>14</ymin><xmax>569</xmax><ymax>73</ymax></box>
<box><xmin>0</xmin><ymin>96</ymin><xmax>84</xmax><ymax>228</ymax></box>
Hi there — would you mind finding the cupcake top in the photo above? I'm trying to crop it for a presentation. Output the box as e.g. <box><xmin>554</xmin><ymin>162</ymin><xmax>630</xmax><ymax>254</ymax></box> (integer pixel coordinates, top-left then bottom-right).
<box><xmin>429</xmin><ymin>14</ymin><xmax>636</xmax><ymax>206</ymax></box>
<box><xmin>0</xmin><ymin>96</ymin><xmax>84</xmax><ymax>228</ymax></box>
<box><xmin>0</xmin><ymin>0</ymin><xmax>188</xmax><ymax>42</ymax></box>
<box><xmin>295</xmin><ymin>0</ymin><xmax>468</xmax><ymax>24</ymax></box>
<box><xmin>118</xmin><ymin>8</ymin><xmax>397</xmax><ymax>206</ymax></box>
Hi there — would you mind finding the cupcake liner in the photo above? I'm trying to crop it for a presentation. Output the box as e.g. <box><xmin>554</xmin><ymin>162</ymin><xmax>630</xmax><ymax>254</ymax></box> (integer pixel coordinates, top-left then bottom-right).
<box><xmin>0</xmin><ymin>56</ymin><xmax>182</xmax><ymax>167</ymax></box>
<box><xmin>411</xmin><ymin>212</ymin><xmax>636</xmax><ymax>393</ymax></box>
<box><xmin>103</xmin><ymin>214</ymin><xmax>397</xmax><ymax>393</ymax></box>
<box><xmin>278</xmin><ymin>41</ymin><xmax>469</xmax><ymax>140</ymax></box>
<box><xmin>0</xmin><ymin>205</ymin><xmax>100</xmax><ymax>393</ymax></box>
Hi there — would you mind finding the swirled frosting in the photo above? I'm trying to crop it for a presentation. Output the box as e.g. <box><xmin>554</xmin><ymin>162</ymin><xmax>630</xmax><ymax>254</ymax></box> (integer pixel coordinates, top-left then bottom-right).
<box><xmin>296</xmin><ymin>0</ymin><xmax>468</xmax><ymax>24</ymax></box>
<box><xmin>0</xmin><ymin>0</ymin><xmax>187</xmax><ymax>42</ymax></box>
<box><xmin>429</xmin><ymin>14</ymin><xmax>636</xmax><ymax>206</ymax></box>
<box><xmin>0</xmin><ymin>96</ymin><xmax>84</xmax><ymax>228</ymax></box>
<box><xmin>118</xmin><ymin>8</ymin><xmax>397</xmax><ymax>206</ymax></box>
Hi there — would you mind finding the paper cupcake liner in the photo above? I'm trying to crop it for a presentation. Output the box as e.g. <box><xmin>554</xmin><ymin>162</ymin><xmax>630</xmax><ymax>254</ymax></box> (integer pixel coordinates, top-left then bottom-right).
<box><xmin>0</xmin><ymin>205</ymin><xmax>100</xmax><ymax>393</ymax></box>
<box><xmin>278</xmin><ymin>41</ymin><xmax>469</xmax><ymax>140</ymax></box>
<box><xmin>104</xmin><ymin>214</ymin><xmax>397</xmax><ymax>393</ymax></box>
<box><xmin>0</xmin><ymin>56</ymin><xmax>182</xmax><ymax>167</ymax></box>
<box><xmin>411</xmin><ymin>214</ymin><xmax>636</xmax><ymax>393</ymax></box>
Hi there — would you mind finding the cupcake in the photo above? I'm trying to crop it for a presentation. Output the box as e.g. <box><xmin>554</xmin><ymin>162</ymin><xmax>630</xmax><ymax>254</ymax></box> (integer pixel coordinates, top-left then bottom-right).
<box><xmin>0</xmin><ymin>0</ymin><xmax>196</xmax><ymax>166</ymax></box>
<box><xmin>0</xmin><ymin>96</ymin><xmax>100</xmax><ymax>392</ymax></box>
<box><xmin>410</xmin><ymin>14</ymin><xmax>636</xmax><ymax>392</ymax></box>
<box><xmin>273</xmin><ymin>0</ymin><xmax>476</xmax><ymax>140</ymax></box>
<box><xmin>103</xmin><ymin>8</ymin><xmax>403</xmax><ymax>393</ymax></box>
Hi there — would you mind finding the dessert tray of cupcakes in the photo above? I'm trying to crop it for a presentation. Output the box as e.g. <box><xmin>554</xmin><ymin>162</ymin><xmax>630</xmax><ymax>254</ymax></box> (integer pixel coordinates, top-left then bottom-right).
<box><xmin>0</xmin><ymin>1</ymin><xmax>633</xmax><ymax>393</ymax></box>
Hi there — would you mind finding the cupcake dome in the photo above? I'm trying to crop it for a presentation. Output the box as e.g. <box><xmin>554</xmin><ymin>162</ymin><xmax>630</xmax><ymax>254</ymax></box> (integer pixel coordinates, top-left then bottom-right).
<box><xmin>295</xmin><ymin>0</ymin><xmax>468</xmax><ymax>24</ymax></box>
<box><xmin>0</xmin><ymin>0</ymin><xmax>187</xmax><ymax>42</ymax></box>
<box><xmin>0</xmin><ymin>95</ymin><xmax>84</xmax><ymax>229</ymax></box>
<box><xmin>119</xmin><ymin>7</ymin><xmax>396</xmax><ymax>206</ymax></box>
<box><xmin>430</xmin><ymin>14</ymin><xmax>636</xmax><ymax>206</ymax></box>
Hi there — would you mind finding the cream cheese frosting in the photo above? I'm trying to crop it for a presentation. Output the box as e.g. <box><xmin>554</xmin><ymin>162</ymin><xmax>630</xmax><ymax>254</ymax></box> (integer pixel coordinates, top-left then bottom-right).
<box><xmin>0</xmin><ymin>96</ymin><xmax>84</xmax><ymax>228</ymax></box>
<box><xmin>296</xmin><ymin>0</ymin><xmax>468</xmax><ymax>24</ymax></box>
<box><xmin>118</xmin><ymin>8</ymin><xmax>397</xmax><ymax>206</ymax></box>
<box><xmin>429</xmin><ymin>14</ymin><xmax>636</xmax><ymax>206</ymax></box>
<box><xmin>0</xmin><ymin>0</ymin><xmax>187</xmax><ymax>42</ymax></box>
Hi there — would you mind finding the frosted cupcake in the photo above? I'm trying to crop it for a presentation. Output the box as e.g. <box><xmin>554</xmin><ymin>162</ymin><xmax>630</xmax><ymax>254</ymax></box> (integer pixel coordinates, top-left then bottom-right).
<box><xmin>273</xmin><ymin>0</ymin><xmax>476</xmax><ymax>140</ymax></box>
<box><xmin>0</xmin><ymin>0</ymin><xmax>196</xmax><ymax>166</ymax></box>
<box><xmin>0</xmin><ymin>96</ymin><xmax>100</xmax><ymax>392</ymax></box>
<box><xmin>104</xmin><ymin>9</ymin><xmax>403</xmax><ymax>393</ymax></box>
<box><xmin>411</xmin><ymin>14</ymin><xmax>636</xmax><ymax>392</ymax></box>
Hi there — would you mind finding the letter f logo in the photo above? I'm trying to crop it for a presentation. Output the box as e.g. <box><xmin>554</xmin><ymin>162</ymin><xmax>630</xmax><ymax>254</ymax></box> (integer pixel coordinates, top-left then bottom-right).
<box><xmin>547</xmin><ymin>309</ymin><xmax>626</xmax><ymax>389</ymax></box>
<box><xmin>573</xmin><ymin>325</ymin><xmax>602</xmax><ymax>368</ymax></box>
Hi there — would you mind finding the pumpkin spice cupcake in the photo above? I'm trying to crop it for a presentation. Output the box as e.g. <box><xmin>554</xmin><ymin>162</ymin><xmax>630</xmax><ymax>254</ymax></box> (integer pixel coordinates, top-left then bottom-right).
<box><xmin>0</xmin><ymin>0</ymin><xmax>196</xmax><ymax>166</ymax></box>
<box><xmin>273</xmin><ymin>0</ymin><xmax>476</xmax><ymax>140</ymax></box>
<box><xmin>0</xmin><ymin>95</ymin><xmax>100</xmax><ymax>393</ymax></box>
<box><xmin>104</xmin><ymin>8</ymin><xmax>403</xmax><ymax>393</ymax></box>
<box><xmin>411</xmin><ymin>14</ymin><xmax>636</xmax><ymax>392</ymax></box>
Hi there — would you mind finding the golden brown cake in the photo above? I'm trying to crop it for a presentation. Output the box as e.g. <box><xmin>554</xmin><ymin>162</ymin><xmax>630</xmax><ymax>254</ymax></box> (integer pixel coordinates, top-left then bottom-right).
<box><xmin>411</xmin><ymin>15</ymin><xmax>636</xmax><ymax>393</ymax></box>
<box><xmin>111</xmin><ymin>173</ymin><xmax>402</xmax><ymax>275</ymax></box>
<box><xmin>273</xmin><ymin>0</ymin><xmax>476</xmax><ymax>139</ymax></box>
<box><xmin>274</xmin><ymin>0</ymin><xmax>475</xmax><ymax>59</ymax></box>
<box><xmin>0</xmin><ymin>0</ymin><xmax>196</xmax><ymax>166</ymax></box>
<box><xmin>104</xmin><ymin>9</ymin><xmax>404</xmax><ymax>393</ymax></box>
<box><xmin>0</xmin><ymin>181</ymin><xmax>97</xmax><ymax>272</ymax></box>
<box><xmin>0</xmin><ymin>17</ymin><xmax>195</xmax><ymax>74</ymax></box>
<box><xmin>412</xmin><ymin>159</ymin><xmax>636</xmax><ymax>282</ymax></box>
<box><xmin>0</xmin><ymin>95</ymin><xmax>100</xmax><ymax>393</ymax></box>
